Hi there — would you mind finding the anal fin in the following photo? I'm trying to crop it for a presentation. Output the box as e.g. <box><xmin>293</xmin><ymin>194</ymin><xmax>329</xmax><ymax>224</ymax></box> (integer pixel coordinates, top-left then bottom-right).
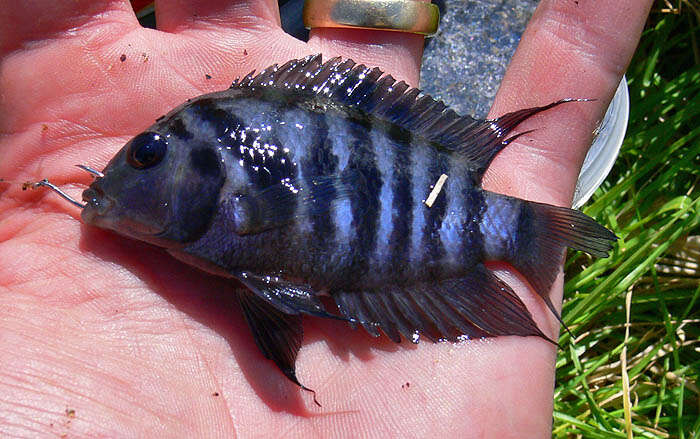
<box><xmin>333</xmin><ymin>264</ymin><xmax>555</xmax><ymax>344</ymax></box>
<box><xmin>237</xmin><ymin>292</ymin><xmax>321</xmax><ymax>406</ymax></box>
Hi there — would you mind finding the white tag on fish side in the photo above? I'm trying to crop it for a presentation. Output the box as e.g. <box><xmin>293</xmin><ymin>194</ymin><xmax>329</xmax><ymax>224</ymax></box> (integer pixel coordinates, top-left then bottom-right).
<box><xmin>424</xmin><ymin>174</ymin><xmax>448</xmax><ymax>208</ymax></box>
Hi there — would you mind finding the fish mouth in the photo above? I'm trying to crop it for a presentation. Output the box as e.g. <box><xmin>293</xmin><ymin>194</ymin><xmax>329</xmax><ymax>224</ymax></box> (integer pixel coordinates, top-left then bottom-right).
<box><xmin>81</xmin><ymin>184</ymin><xmax>112</xmax><ymax>224</ymax></box>
<box><xmin>80</xmin><ymin>182</ymin><xmax>164</xmax><ymax>240</ymax></box>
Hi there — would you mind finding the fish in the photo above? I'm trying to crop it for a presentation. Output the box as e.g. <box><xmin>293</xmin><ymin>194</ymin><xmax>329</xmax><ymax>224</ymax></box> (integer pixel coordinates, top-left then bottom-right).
<box><xmin>75</xmin><ymin>54</ymin><xmax>616</xmax><ymax>398</ymax></box>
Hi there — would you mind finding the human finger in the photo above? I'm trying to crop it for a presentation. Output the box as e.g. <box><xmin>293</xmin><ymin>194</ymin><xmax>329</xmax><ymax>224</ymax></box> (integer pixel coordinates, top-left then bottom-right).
<box><xmin>485</xmin><ymin>0</ymin><xmax>654</xmax><ymax>206</ymax></box>
<box><xmin>306</xmin><ymin>0</ymin><xmax>437</xmax><ymax>86</ymax></box>
<box><xmin>154</xmin><ymin>0</ymin><xmax>281</xmax><ymax>34</ymax></box>
<box><xmin>0</xmin><ymin>0</ymin><xmax>138</xmax><ymax>57</ymax></box>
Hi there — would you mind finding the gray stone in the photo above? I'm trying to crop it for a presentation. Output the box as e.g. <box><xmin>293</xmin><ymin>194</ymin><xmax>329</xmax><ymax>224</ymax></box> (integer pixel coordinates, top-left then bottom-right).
<box><xmin>279</xmin><ymin>0</ymin><xmax>538</xmax><ymax>118</ymax></box>
<box><xmin>420</xmin><ymin>1</ymin><xmax>537</xmax><ymax>117</ymax></box>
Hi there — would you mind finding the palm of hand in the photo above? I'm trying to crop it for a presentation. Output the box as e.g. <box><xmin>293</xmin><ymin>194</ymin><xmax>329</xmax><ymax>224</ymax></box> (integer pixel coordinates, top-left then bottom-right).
<box><xmin>0</xmin><ymin>1</ymin><xmax>650</xmax><ymax>437</ymax></box>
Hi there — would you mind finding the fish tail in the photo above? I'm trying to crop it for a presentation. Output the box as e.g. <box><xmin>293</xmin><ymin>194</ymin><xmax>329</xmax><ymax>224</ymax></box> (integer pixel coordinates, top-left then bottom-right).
<box><xmin>481</xmin><ymin>192</ymin><xmax>617</xmax><ymax>323</ymax></box>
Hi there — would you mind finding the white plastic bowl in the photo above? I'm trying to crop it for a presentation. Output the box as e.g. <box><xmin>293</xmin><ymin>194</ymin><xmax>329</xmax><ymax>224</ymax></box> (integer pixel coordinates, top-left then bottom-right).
<box><xmin>572</xmin><ymin>77</ymin><xmax>629</xmax><ymax>208</ymax></box>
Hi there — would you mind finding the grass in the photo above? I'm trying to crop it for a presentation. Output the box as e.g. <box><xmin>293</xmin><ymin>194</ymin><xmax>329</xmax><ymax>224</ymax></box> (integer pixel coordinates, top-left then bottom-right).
<box><xmin>554</xmin><ymin>1</ymin><xmax>700</xmax><ymax>437</ymax></box>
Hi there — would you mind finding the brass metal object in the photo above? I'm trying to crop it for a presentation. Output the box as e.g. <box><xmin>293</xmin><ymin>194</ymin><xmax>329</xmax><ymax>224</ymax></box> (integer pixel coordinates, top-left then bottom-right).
<box><xmin>303</xmin><ymin>0</ymin><xmax>440</xmax><ymax>36</ymax></box>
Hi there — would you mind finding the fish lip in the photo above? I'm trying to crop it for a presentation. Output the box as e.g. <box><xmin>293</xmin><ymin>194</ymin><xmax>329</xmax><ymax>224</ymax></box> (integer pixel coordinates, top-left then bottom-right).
<box><xmin>81</xmin><ymin>184</ymin><xmax>112</xmax><ymax>223</ymax></box>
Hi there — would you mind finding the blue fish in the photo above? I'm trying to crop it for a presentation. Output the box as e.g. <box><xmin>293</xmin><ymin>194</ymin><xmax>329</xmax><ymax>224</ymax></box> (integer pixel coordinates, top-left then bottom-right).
<box><xmin>79</xmin><ymin>54</ymin><xmax>616</xmax><ymax>397</ymax></box>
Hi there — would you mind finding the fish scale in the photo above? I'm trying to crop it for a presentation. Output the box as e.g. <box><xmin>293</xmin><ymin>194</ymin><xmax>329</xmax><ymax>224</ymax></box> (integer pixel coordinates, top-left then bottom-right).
<box><xmin>79</xmin><ymin>54</ymin><xmax>618</xmax><ymax>398</ymax></box>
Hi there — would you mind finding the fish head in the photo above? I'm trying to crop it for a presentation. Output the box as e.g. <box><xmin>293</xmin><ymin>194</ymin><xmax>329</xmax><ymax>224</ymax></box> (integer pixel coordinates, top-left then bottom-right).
<box><xmin>81</xmin><ymin>127</ymin><xmax>225</xmax><ymax>248</ymax></box>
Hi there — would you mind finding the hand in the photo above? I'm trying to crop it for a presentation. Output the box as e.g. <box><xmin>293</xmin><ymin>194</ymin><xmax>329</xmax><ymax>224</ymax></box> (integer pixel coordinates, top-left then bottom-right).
<box><xmin>0</xmin><ymin>1</ymin><xmax>652</xmax><ymax>437</ymax></box>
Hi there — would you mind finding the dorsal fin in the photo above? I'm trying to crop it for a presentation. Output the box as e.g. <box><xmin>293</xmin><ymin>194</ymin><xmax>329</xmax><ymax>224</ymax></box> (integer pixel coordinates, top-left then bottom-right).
<box><xmin>231</xmin><ymin>55</ymin><xmax>580</xmax><ymax>177</ymax></box>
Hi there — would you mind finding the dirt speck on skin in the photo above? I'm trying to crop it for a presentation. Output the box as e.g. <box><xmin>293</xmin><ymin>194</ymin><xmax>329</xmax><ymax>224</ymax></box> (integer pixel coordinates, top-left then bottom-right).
<box><xmin>205</xmin><ymin>74</ymin><xmax>212</xmax><ymax>80</ymax></box>
<box><xmin>120</xmin><ymin>54</ymin><xmax>126</xmax><ymax>62</ymax></box>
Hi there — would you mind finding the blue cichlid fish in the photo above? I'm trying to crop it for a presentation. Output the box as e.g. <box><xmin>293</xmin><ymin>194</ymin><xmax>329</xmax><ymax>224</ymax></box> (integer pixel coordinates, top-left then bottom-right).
<box><xmin>78</xmin><ymin>54</ymin><xmax>616</xmax><ymax>395</ymax></box>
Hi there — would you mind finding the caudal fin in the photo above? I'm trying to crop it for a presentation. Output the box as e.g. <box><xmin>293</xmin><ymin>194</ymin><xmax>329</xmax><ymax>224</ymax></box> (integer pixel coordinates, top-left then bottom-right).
<box><xmin>508</xmin><ymin>200</ymin><xmax>617</xmax><ymax>325</ymax></box>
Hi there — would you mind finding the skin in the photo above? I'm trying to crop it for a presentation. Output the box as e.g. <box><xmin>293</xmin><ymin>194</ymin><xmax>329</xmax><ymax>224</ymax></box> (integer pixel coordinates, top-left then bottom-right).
<box><xmin>0</xmin><ymin>1</ymin><xmax>652</xmax><ymax>437</ymax></box>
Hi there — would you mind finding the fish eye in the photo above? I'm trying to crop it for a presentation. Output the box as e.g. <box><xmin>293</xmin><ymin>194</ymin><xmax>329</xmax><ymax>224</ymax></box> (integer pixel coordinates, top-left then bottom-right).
<box><xmin>127</xmin><ymin>132</ymin><xmax>168</xmax><ymax>169</ymax></box>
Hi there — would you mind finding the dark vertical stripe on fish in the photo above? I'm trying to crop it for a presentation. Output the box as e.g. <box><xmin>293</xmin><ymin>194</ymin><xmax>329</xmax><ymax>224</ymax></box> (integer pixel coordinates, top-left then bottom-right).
<box><xmin>460</xmin><ymin>178</ymin><xmax>486</xmax><ymax>267</ymax></box>
<box><xmin>168</xmin><ymin>117</ymin><xmax>194</xmax><ymax>140</ymax></box>
<box><xmin>387</xmin><ymin>125</ymin><xmax>413</xmax><ymax>278</ymax></box>
<box><xmin>346</xmin><ymin>117</ymin><xmax>382</xmax><ymax>275</ymax></box>
<box><xmin>302</xmin><ymin>112</ymin><xmax>337</xmax><ymax>244</ymax></box>
<box><xmin>190</xmin><ymin>98</ymin><xmax>242</xmax><ymax>140</ymax></box>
